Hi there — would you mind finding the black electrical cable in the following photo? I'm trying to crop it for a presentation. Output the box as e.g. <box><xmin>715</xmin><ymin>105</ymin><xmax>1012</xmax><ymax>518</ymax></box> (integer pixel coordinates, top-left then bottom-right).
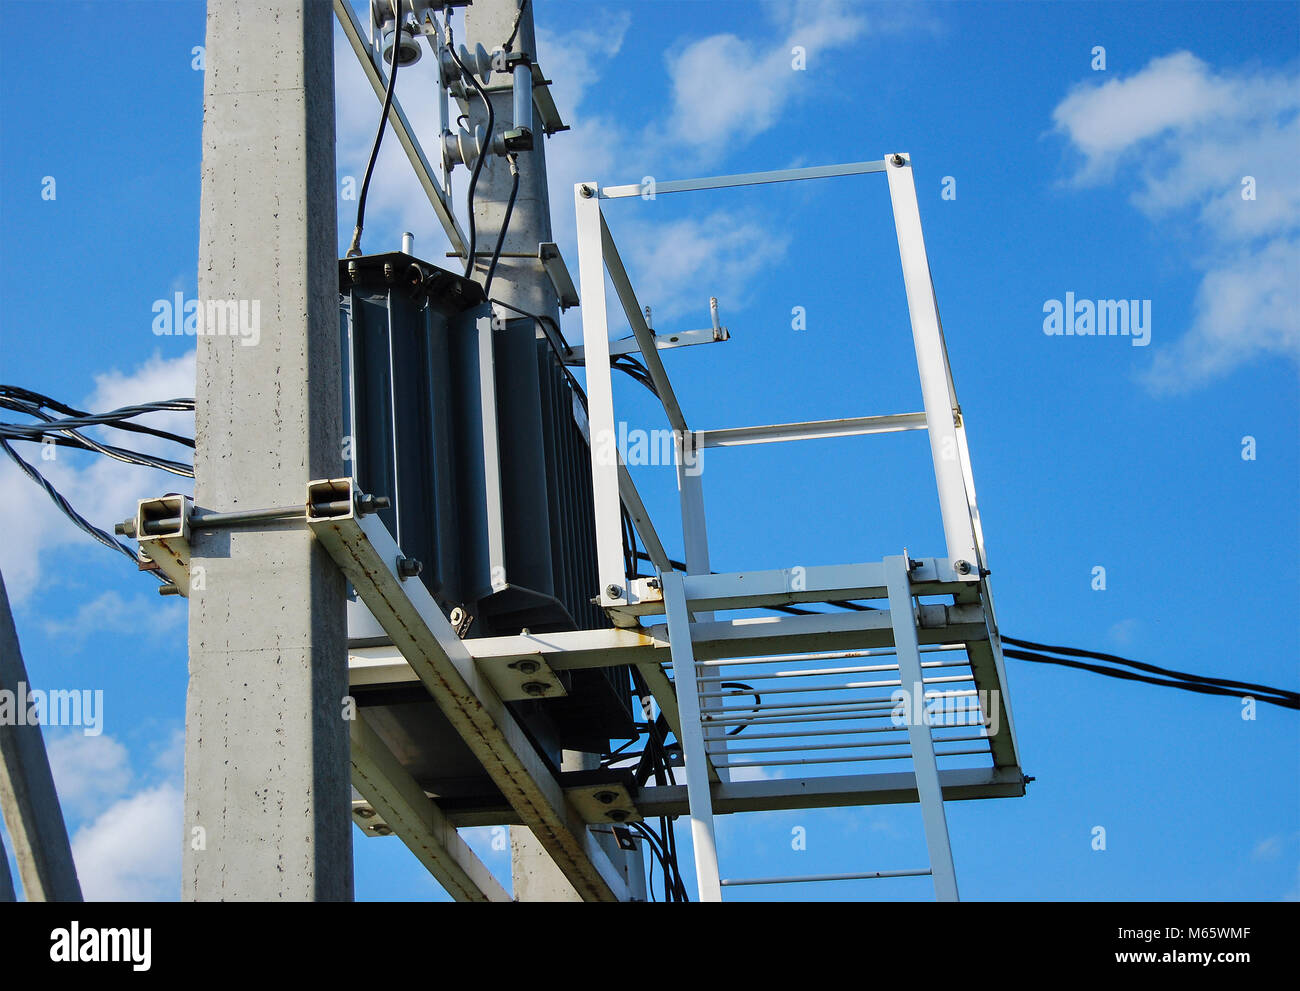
<box><xmin>446</xmin><ymin>24</ymin><xmax>494</xmax><ymax>281</ymax></box>
<box><xmin>482</xmin><ymin>154</ymin><xmax>520</xmax><ymax>298</ymax></box>
<box><xmin>719</xmin><ymin>682</ymin><xmax>762</xmax><ymax>737</ymax></box>
<box><xmin>0</xmin><ymin>387</ymin><xmax>194</xmax><ymax>448</ymax></box>
<box><xmin>347</xmin><ymin>0</ymin><xmax>403</xmax><ymax>258</ymax></box>
<box><xmin>502</xmin><ymin>0</ymin><xmax>529</xmax><ymax>52</ymax></box>
<box><xmin>1003</xmin><ymin>636</ymin><xmax>1297</xmax><ymax>702</ymax></box>
<box><xmin>0</xmin><ymin>437</ymin><xmax>146</xmax><ymax>567</ymax></box>
<box><xmin>1004</xmin><ymin>648</ymin><xmax>1298</xmax><ymax>710</ymax></box>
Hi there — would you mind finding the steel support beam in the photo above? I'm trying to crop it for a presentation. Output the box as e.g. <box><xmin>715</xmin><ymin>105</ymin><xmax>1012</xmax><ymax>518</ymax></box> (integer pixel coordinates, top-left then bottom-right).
<box><xmin>600</xmin><ymin>159</ymin><xmax>888</xmax><ymax>199</ymax></box>
<box><xmin>307</xmin><ymin>482</ymin><xmax>628</xmax><ymax>901</ymax></box>
<box><xmin>0</xmin><ymin>572</ymin><xmax>82</xmax><ymax>902</ymax></box>
<box><xmin>884</xmin><ymin>153</ymin><xmax>980</xmax><ymax>578</ymax></box>
<box><xmin>886</xmin><ymin>554</ymin><xmax>959</xmax><ymax>901</ymax></box>
<box><xmin>661</xmin><ymin>572</ymin><xmax>722</xmax><ymax>901</ymax></box>
<box><xmin>350</xmin><ymin>714</ymin><xmax>509</xmax><ymax>902</ymax></box>
<box><xmin>696</xmin><ymin>412</ymin><xmax>927</xmax><ymax>448</ymax></box>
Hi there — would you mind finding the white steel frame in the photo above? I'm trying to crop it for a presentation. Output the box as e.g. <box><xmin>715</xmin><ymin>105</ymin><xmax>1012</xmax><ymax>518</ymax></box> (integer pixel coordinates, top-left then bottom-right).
<box><xmin>567</xmin><ymin>154</ymin><xmax>1020</xmax><ymax>900</ymax></box>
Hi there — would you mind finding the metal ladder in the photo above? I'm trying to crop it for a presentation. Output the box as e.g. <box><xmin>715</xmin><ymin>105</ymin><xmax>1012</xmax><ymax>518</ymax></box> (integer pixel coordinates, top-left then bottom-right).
<box><xmin>660</xmin><ymin>554</ymin><xmax>961</xmax><ymax>902</ymax></box>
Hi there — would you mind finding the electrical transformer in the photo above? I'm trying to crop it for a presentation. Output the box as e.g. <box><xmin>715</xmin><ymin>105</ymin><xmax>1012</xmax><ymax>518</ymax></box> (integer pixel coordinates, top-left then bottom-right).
<box><xmin>338</xmin><ymin>252</ymin><xmax>634</xmax><ymax>770</ymax></box>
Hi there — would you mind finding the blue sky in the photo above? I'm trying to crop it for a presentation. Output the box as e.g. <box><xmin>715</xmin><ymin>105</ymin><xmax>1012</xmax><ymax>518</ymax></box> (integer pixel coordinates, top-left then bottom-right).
<box><xmin>0</xmin><ymin>0</ymin><xmax>1296</xmax><ymax>901</ymax></box>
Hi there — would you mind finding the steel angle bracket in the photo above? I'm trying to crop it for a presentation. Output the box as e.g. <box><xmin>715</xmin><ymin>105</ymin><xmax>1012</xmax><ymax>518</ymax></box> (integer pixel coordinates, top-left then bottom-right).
<box><xmin>304</xmin><ymin>478</ymin><xmax>629</xmax><ymax>902</ymax></box>
<box><xmin>135</xmin><ymin>494</ymin><xmax>193</xmax><ymax>596</ymax></box>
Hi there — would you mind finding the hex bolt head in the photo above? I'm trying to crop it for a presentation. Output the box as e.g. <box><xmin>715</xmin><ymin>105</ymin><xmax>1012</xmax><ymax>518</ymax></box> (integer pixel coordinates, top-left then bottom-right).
<box><xmin>594</xmin><ymin>790</ymin><xmax>618</xmax><ymax>805</ymax></box>
<box><xmin>521</xmin><ymin>681</ymin><xmax>548</xmax><ymax>697</ymax></box>
<box><xmin>605</xmin><ymin>584</ymin><xmax>623</xmax><ymax>600</ymax></box>
<box><xmin>515</xmin><ymin>659</ymin><xmax>540</xmax><ymax>675</ymax></box>
<box><xmin>372</xmin><ymin>825</ymin><xmax>392</xmax><ymax>836</ymax></box>
<box><xmin>580</xmin><ymin>184</ymin><xmax>595</xmax><ymax>198</ymax></box>
<box><xmin>606</xmin><ymin>809</ymin><xmax>629</xmax><ymax>822</ymax></box>
<box><xmin>355</xmin><ymin>493</ymin><xmax>391</xmax><ymax>517</ymax></box>
<box><xmin>954</xmin><ymin>559</ymin><xmax>972</xmax><ymax>575</ymax></box>
<box><xmin>891</xmin><ymin>153</ymin><xmax>905</xmax><ymax>166</ymax></box>
<box><xmin>397</xmin><ymin>556</ymin><xmax>423</xmax><ymax>580</ymax></box>
<box><xmin>356</xmin><ymin>807</ymin><xmax>375</xmax><ymax>819</ymax></box>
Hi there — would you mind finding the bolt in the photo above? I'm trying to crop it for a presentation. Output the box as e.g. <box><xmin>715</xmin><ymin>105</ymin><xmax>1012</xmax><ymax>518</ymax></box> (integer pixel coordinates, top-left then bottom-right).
<box><xmin>158</xmin><ymin>584</ymin><xmax>181</xmax><ymax>597</ymax></box>
<box><xmin>646</xmin><ymin>578</ymin><xmax>661</xmax><ymax>590</ymax></box>
<box><xmin>372</xmin><ymin>824</ymin><xmax>392</xmax><ymax>836</ymax></box>
<box><xmin>606</xmin><ymin>809</ymin><xmax>629</xmax><ymax>822</ymax></box>
<box><xmin>605</xmin><ymin>584</ymin><xmax>623</xmax><ymax>600</ymax></box>
<box><xmin>115</xmin><ymin>519</ymin><xmax>137</xmax><ymax>537</ymax></box>
<box><xmin>579</xmin><ymin>184</ymin><xmax>594</xmax><ymax>198</ymax></box>
<box><xmin>954</xmin><ymin>560</ymin><xmax>972</xmax><ymax>575</ymax></box>
<box><xmin>514</xmin><ymin>659</ymin><xmax>540</xmax><ymax>675</ymax></box>
<box><xmin>891</xmin><ymin>153</ymin><xmax>905</xmax><ymax>166</ymax></box>
<box><xmin>521</xmin><ymin>681</ymin><xmax>548</xmax><ymax>697</ymax></box>
<box><xmin>355</xmin><ymin>493</ymin><xmax>391</xmax><ymax>517</ymax></box>
<box><xmin>594</xmin><ymin>790</ymin><xmax>618</xmax><ymax>805</ymax></box>
<box><xmin>356</xmin><ymin>807</ymin><xmax>375</xmax><ymax>819</ymax></box>
<box><xmin>397</xmin><ymin>556</ymin><xmax>423</xmax><ymax>580</ymax></box>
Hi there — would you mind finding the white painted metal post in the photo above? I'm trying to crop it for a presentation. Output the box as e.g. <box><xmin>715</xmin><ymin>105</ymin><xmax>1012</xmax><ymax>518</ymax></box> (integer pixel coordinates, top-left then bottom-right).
<box><xmin>884</xmin><ymin>554</ymin><xmax>960</xmax><ymax>901</ymax></box>
<box><xmin>884</xmin><ymin>153</ymin><xmax>980</xmax><ymax>578</ymax></box>
<box><xmin>675</xmin><ymin>433</ymin><xmax>730</xmax><ymax>779</ymax></box>
<box><xmin>661</xmin><ymin>572</ymin><xmax>722</xmax><ymax>901</ymax></box>
<box><xmin>575</xmin><ymin>184</ymin><xmax>629</xmax><ymax>605</ymax></box>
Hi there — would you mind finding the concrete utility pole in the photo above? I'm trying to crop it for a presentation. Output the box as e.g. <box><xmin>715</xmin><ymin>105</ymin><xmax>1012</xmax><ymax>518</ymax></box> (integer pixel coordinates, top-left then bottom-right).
<box><xmin>0</xmin><ymin>571</ymin><xmax>82</xmax><ymax>902</ymax></box>
<box><xmin>184</xmin><ymin>0</ymin><xmax>351</xmax><ymax>901</ymax></box>
<box><xmin>461</xmin><ymin>0</ymin><xmax>643</xmax><ymax>901</ymax></box>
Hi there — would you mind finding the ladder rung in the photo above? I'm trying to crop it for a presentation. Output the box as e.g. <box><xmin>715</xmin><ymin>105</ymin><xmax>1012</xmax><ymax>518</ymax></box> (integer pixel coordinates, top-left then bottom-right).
<box><xmin>720</xmin><ymin>868</ymin><xmax>932</xmax><ymax>886</ymax></box>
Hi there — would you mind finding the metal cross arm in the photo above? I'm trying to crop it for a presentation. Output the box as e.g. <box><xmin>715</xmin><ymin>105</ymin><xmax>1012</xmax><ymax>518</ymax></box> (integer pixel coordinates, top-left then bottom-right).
<box><xmin>305</xmin><ymin>477</ymin><xmax>630</xmax><ymax>902</ymax></box>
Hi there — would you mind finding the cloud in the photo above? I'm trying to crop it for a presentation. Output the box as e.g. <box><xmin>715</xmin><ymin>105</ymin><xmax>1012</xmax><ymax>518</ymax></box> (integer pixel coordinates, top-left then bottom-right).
<box><xmin>658</xmin><ymin>0</ymin><xmax>869</xmax><ymax>162</ymax></box>
<box><xmin>70</xmin><ymin>783</ymin><xmax>183</xmax><ymax>901</ymax></box>
<box><xmin>0</xmin><ymin>351</ymin><xmax>194</xmax><ymax>604</ymax></box>
<box><xmin>41</xmin><ymin>589</ymin><xmax>185</xmax><ymax>644</ymax></box>
<box><xmin>1050</xmin><ymin>52</ymin><xmax>1300</xmax><ymax>391</ymax></box>
<box><xmin>47</xmin><ymin>733</ymin><xmax>133</xmax><ymax>819</ymax></box>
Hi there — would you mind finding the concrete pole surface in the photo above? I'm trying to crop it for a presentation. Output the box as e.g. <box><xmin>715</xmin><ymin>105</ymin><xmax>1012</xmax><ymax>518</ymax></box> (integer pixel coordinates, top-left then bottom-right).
<box><xmin>461</xmin><ymin>0</ymin><xmax>643</xmax><ymax>900</ymax></box>
<box><xmin>184</xmin><ymin>0</ymin><xmax>352</xmax><ymax>901</ymax></box>
<box><xmin>0</xmin><ymin>571</ymin><xmax>82</xmax><ymax>902</ymax></box>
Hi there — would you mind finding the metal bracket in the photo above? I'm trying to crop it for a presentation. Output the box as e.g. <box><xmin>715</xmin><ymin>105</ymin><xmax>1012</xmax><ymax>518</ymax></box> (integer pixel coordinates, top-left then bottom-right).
<box><xmin>135</xmin><ymin>495</ymin><xmax>193</xmax><ymax>597</ymax></box>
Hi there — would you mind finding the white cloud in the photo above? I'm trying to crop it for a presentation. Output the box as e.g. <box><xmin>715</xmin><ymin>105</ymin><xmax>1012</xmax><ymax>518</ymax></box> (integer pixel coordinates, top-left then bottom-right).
<box><xmin>0</xmin><ymin>351</ymin><xmax>194</xmax><ymax>604</ymax></box>
<box><xmin>42</xmin><ymin>589</ymin><xmax>184</xmax><ymax>643</ymax></box>
<box><xmin>659</xmin><ymin>0</ymin><xmax>868</xmax><ymax>162</ymax></box>
<box><xmin>70</xmin><ymin>783</ymin><xmax>182</xmax><ymax>901</ymax></box>
<box><xmin>1051</xmin><ymin>52</ymin><xmax>1300</xmax><ymax>391</ymax></box>
<box><xmin>47</xmin><ymin>733</ymin><xmax>133</xmax><ymax>819</ymax></box>
<box><xmin>620</xmin><ymin>210</ymin><xmax>792</xmax><ymax>323</ymax></box>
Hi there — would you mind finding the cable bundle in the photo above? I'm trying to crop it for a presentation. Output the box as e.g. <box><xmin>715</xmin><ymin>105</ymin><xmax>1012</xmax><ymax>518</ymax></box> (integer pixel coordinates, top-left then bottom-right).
<box><xmin>0</xmin><ymin>385</ymin><xmax>194</xmax><ymax>569</ymax></box>
<box><xmin>1003</xmin><ymin>636</ymin><xmax>1298</xmax><ymax>710</ymax></box>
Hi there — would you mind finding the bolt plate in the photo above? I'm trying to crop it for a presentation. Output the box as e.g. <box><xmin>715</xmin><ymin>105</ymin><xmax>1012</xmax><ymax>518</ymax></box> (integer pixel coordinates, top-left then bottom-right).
<box><xmin>565</xmin><ymin>780</ymin><xmax>642</xmax><ymax>825</ymax></box>
<box><xmin>479</xmin><ymin>653</ymin><xmax>568</xmax><ymax>702</ymax></box>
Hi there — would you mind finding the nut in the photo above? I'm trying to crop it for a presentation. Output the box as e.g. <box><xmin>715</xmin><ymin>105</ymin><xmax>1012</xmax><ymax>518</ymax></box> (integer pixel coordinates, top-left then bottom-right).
<box><xmin>397</xmin><ymin>556</ymin><xmax>423</xmax><ymax>579</ymax></box>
